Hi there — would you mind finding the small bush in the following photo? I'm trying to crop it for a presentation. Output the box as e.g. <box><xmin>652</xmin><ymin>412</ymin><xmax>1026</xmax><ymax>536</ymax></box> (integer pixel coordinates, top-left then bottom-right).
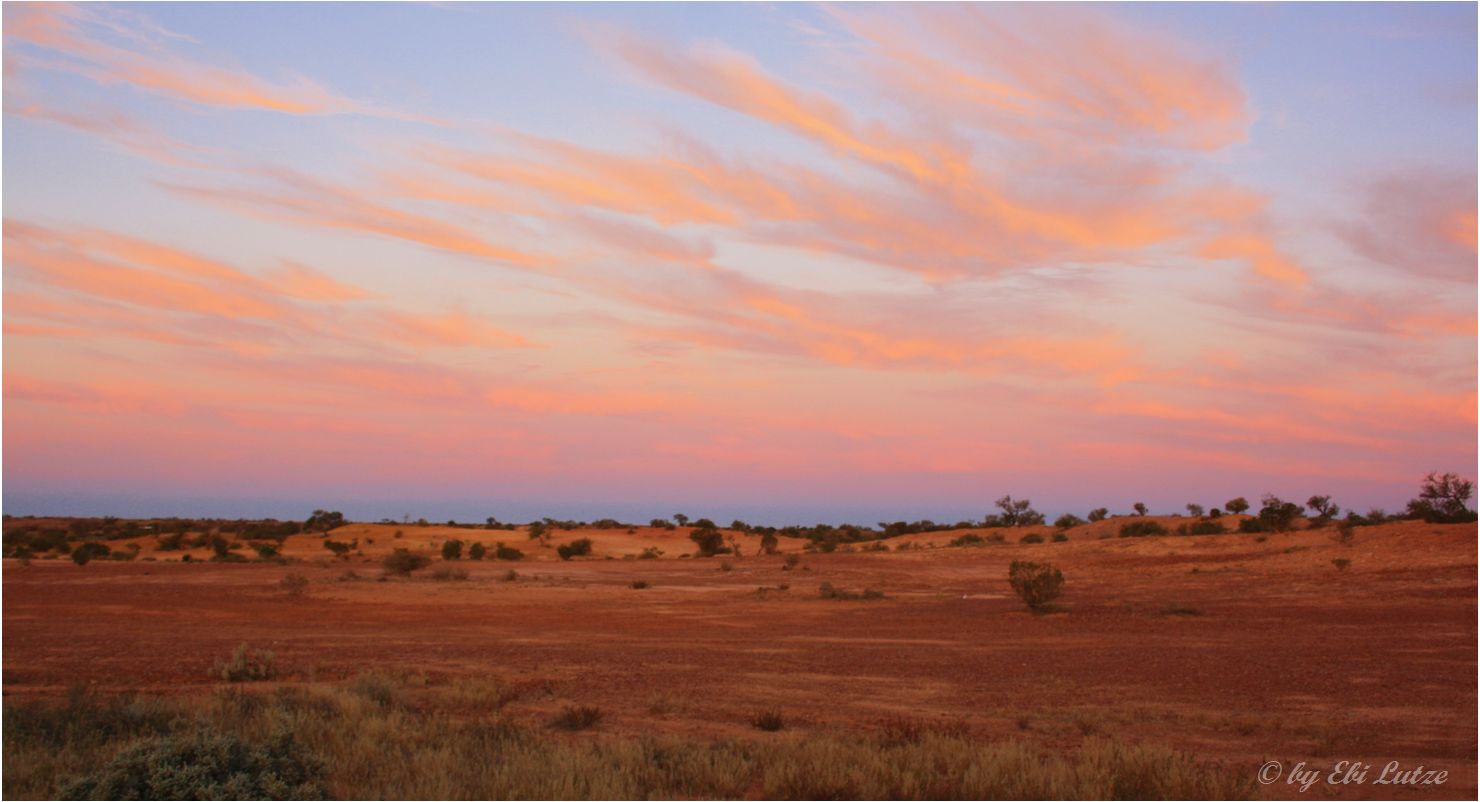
<box><xmin>1183</xmin><ymin>521</ymin><xmax>1226</xmax><ymax>535</ymax></box>
<box><xmin>1054</xmin><ymin>514</ymin><xmax>1085</xmax><ymax>529</ymax></box>
<box><xmin>494</xmin><ymin>543</ymin><xmax>524</xmax><ymax>561</ymax></box>
<box><xmin>550</xmin><ymin>705</ymin><xmax>603</xmax><ymax>731</ymax></box>
<box><xmin>254</xmin><ymin>544</ymin><xmax>279</xmax><ymax>560</ymax></box>
<box><xmin>630</xmin><ymin>580</ymin><xmax>649</xmax><ymax>589</ymax></box>
<box><xmin>1019</xmin><ymin>533</ymin><xmax>1044</xmax><ymax>544</ymax></box>
<box><xmin>751</xmin><ymin>709</ymin><xmax>785</xmax><ymax>732</ymax></box>
<box><xmin>783</xmin><ymin>554</ymin><xmax>801</xmax><ymax>567</ymax></box>
<box><xmin>70</xmin><ymin>542</ymin><xmax>111</xmax><ymax>566</ymax></box>
<box><xmin>430</xmin><ymin>566</ymin><xmax>469</xmax><ymax>581</ymax></box>
<box><xmin>1332</xmin><ymin>558</ymin><xmax>1351</xmax><ymax>572</ymax></box>
<box><xmin>1051</xmin><ymin>533</ymin><xmax>1068</xmax><ymax>543</ymax></box>
<box><xmin>468</xmin><ymin>542</ymin><xmax>487</xmax><ymax>560</ymax></box>
<box><xmin>382</xmin><ymin>549</ymin><xmax>431</xmax><ymax>576</ymax></box>
<box><xmin>950</xmin><ymin>533</ymin><xmax>985</xmax><ymax>547</ymax></box>
<box><xmin>59</xmin><ymin>730</ymin><xmax>325</xmax><ymax>800</ymax></box>
<box><xmin>1087</xmin><ymin>508</ymin><xmax>1109</xmax><ymax>522</ymax></box>
<box><xmin>638</xmin><ymin>547</ymin><xmax>662</xmax><ymax>559</ymax></box>
<box><xmin>689</xmin><ymin>528</ymin><xmax>727</xmax><ymax>557</ymax></box>
<box><xmin>215</xmin><ymin>643</ymin><xmax>275</xmax><ymax>682</ymax></box>
<box><xmin>1118</xmin><ymin>521</ymin><xmax>1167</xmax><ymax>538</ymax></box>
<box><xmin>556</xmin><ymin>538</ymin><xmax>593</xmax><ymax>561</ymax></box>
<box><xmin>501</xmin><ymin>569</ymin><xmax>518</xmax><ymax>582</ymax></box>
<box><xmin>279</xmin><ymin>574</ymin><xmax>309</xmax><ymax>597</ymax></box>
<box><xmin>441</xmin><ymin>539</ymin><xmax>463</xmax><ymax>561</ymax></box>
<box><xmin>719</xmin><ymin>561</ymin><xmax>734</xmax><ymax>572</ymax></box>
<box><xmin>1008</xmin><ymin>560</ymin><xmax>1064</xmax><ymax>611</ymax></box>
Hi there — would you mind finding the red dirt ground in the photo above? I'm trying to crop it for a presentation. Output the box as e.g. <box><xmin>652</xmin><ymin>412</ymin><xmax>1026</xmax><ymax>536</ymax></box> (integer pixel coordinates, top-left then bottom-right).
<box><xmin>4</xmin><ymin>519</ymin><xmax>1475</xmax><ymax>799</ymax></box>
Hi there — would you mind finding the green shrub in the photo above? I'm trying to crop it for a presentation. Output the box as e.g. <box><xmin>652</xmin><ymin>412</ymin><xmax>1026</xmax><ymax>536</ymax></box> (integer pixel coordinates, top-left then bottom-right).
<box><xmin>495</xmin><ymin>543</ymin><xmax>524</xmax><ymax>561</ymax></box>
<box><xmin>1256</xmin><ymin>495</ymin><xmax>1302</xmax><ymax>532</ymax></box>
<box><xmin>382</xmin><ymin>549</ymin><xmax>431</xmax><ymax>576</ymax></box>
<box><xmin>322</xmin><ymin>539</ymin><xmax>355</xmax><ymax>558</ymax></box>
<box><xmin>254</xmin><ymin>544</ymin><xmax>279</xmax><ymax>559</ymax></box>
<box><xmin>1118</xmin><ymin>521</ymin><xmax>1167</xmax><ymax>538</ymax></box>
<box><xmin>71</xmin><ymin>543</ymin><xmax>111</xmax><ymax>565</ymax></box>
<box><xmin>638</xmin><ymin>547</ymin><xmax>662</xmax><ymax>560</ymax></box>
<box><xmin>60</xmin><ymin>730</ymin><xmax>324</xmax><ymax>800</ymax></box>
<box><xmin>949</xmin><ymin>533</ymin><xmax>985</xmax><ymax>547</ymax></box>
<box><xmin>467</xmin><ymin>542</ymin><xmax>486</xmax><ymax>561</ymax></box>
<box><xmin>1019</xmin><ymin>533</ymin><xmax>1044</xmax><ymax>544</ymax></box>
<box><xmin>1008</xmin><ymin>561</ymin><xmax>1064</xmax><ymax>611</ymax></box>
<box><xmin>441</xmin><ymin>539</ymin><xmax>463</xmax><ymax>560</ymax></box>
<box><xmin>1051</xmin><ymin>533</ymin><xmax>1068</xmax><ymax>542</ymax></box>
<box><xmin>1406</xmin><ymin>472</ymin><xmax>1477</xmax><ymax>523</ymax></box>
<box><xmin>556</xmin><ymin>538</ymin><xmax>593</xmax><ymax>561</ymax></box>
<box><xmin>1053</xmin><ymin>514</ymin><xmax>1085</xmax><ymax>529</ymax></box>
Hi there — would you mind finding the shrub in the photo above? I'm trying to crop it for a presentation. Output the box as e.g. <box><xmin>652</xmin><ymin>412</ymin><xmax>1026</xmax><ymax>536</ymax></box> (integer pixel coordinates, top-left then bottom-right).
<box><xmin>1053</xmin><ymin>514</ymin><xmax>1085</xmax><ymax>529</ymax></box>
<box><xmin>1256</xmin><ymin>495</ymin><xmax>1302</xmax><ymax>532</ymax></box>
<box><xmin>254</xmin><ymin>544</ymin><xmax>279</xmax><ymax>560</ymax></box>
<box><xmin>1407</xmin><ymin>472</ymin><xmax>1477</xmax><ymax>523</ymax></box>
<box><xmin>1132</xmin><ymin>502</ymin><xmax>1148</xmax><ymax>516</ymax></box>
<box><xmin>751</xmin><ymin>710</ymin><xmax>785</xmax><ymax>731</ymax></box>
<box><xmin>1237</xmin><ymin>518</ymin><xmax>1265</xmax><ymax>534</ymax></box>
<box><xmin>279</xmin><ymin>574</ymin><xmax>309</xmax><ymax>597</ymax></box>
<box><xmin>468</xmin><ymin>542</ymin><xmax>487</xmax><ymax>560</ymax></box>
<box><xmin>1007</xmin><ymin>560</ymin><xmax>1064</xmax><ymax>611</ymax></box>
<box><xmin>550</xmin><ymin>705</ymin><xmax>603</xmax><ymax>731</ymax></box>
<box><xmin>1209</xmin><ymin>508</ymin><xmax>1222</xmax><ymax>518</ymax></box>
<box><xmin>70</xmin><ymin>543</ymin><xmax>111</xmax><ymax>565</ymax></box>
<box><xmin>1118</xmin><ymin>521</ymin><xmax>1167</xmax><ymax>538</ymax></box>
<box><xmin>629</xmin><ymin>580</ymin><xmax>649</xmax><ymax>589</ymax></box>
<box><xmin>689</xmin><ymin>527</ymin><xmax>727</xmax><ymax>556</ymax></box>
<box><xmin>1184</xmin><ymin>521</ymin><xmax>1226</xmax><ymax>536</ymax></box>
<box><xmin>215</xmin><ymin>643</ymin><xmax>275</xmax><ymax>682</ymax></box>
<box><xmin>322</xmin><ymin>539</ymin><xmax>355</xmax><ymax>558</ymax></box>
<box><xmin>638</xmin><ymin>546</ymin><xmax>662</xmax><ymax>560</ymax></box>
<box><xmin>494</xmin><ymin>543</ymin><xmax>524</xmax><ymax>561</ymax></box>
<box><xmin>949</xmin><ymin>533</ymin><xmax>986</xmax><ymax>547</ymax></box>
<box><xmin>1332</xmin><ymin>558</ymin><xmax>1351</xmax><ymax>572</ymax></box>
<box><xmin>501</xmin><ymin>569</ymin><xmax>518</xmax><ymax>582</ymax></box>
<box><xmin>60</xmin><ymin>730</ymin><xmax>324</xmax><ymax>800</ymax></box>
<box><xmin>1225</xmin><ymin>497</ymin><xmax>1250</xmax><ymax>515</ymax></box>
<box><xmin>1087</xmin><ymin>508</ymin><xmax>1109</xmax><ymax>522</ymax></box>
<box><xmin>718</xmin><ymin>561</ymin><xmax>734</xmax><ymax>572</ymax></box>
<box><xmin>441</xmin><ymin>539</ymin><xmax>463</xmax><ymax>561</ymax></box>
<box><xmin>556</xmin><ymin>538</ymin><xmax>593</xmax><ymax>560</ymax></box>
<box><xmin>1051</xmin><ymin>532</ymin><xmax>1068</xmax><ymax>542</ymax></box>
<box><xmin>783</xmin><ymin>554</ymin><xmax>801</xmax><ymax>568</ymax></box>
<box><xmin>303</xmin><ymin>509</ymin><xmax>345</xmax><ymax>533</ymax></box>
<box><xmin>382</xmin><ymin>549</ymin><xmax>431</xmax><ymax>576</ymax></box>
<box><xmin>1019</xmin><ymin>533</ymin><xmax>1044</xmax><ymax>544</ymax></box>
<box><xmin>430</xmin><ymin>566</ymin><xmax>469</xmax><ymax>581</ymax></box>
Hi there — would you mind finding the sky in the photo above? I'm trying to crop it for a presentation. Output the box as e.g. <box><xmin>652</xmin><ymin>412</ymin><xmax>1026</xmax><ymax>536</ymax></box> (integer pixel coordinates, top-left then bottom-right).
<box><xmin>2</xmin><ymin>2</ymin><xmax>1476</xmax><ymax>525</ymax></box>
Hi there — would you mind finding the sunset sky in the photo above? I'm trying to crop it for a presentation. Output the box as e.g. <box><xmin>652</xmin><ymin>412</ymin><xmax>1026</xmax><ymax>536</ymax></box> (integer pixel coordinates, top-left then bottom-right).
<box><xmin>3</xmin><ymin>2</ymin><xmax>1476</xmax><ymax>524</ymax></box>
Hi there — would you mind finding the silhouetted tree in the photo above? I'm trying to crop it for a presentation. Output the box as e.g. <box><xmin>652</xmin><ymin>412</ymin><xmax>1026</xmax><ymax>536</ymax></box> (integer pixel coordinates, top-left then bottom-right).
<box><xmin>1185</xmin><ymin>504</ymin><xmax>1204</xmax><ymax>518</ymax></box>
<box><xmin>1225</xmin><ymin>497</ymin><xmax>1250</xmax><ymax>515</ymax></box>
<box><xmin>1407</xmin><ymin>472</ymin><xmax>1477</xmax><ymax>523</ymax></box>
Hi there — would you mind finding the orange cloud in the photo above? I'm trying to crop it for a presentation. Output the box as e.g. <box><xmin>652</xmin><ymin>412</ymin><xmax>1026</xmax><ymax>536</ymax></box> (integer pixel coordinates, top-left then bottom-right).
<box><xmin>4</xmin><ymin>3</ymin><xmax>425</xmax><ymax>120</ymax></box>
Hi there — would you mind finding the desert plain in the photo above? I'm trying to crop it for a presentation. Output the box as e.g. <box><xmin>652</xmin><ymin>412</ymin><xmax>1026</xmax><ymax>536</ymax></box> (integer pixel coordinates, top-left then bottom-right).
<box><xmin>2</xmin><ymin>515</ymin><xmax>1475</xmax><ymax>799</ymax></box>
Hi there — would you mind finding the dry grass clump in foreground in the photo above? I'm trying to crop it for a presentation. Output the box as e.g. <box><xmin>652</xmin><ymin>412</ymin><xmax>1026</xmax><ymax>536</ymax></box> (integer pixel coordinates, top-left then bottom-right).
<box><xmin>5</xmin><ymin>685</ymin><xmax>1253</xmax><ymax>800</ymax></box>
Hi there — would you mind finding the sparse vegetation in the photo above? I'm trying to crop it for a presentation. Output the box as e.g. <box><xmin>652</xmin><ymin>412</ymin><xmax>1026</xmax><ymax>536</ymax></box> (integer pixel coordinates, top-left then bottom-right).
<box><xmin>1008</xmin><ymin>561</ymin><xmax>1064</xmax><ymax>611</ymax></box>
<box><xmin>3</xmin><ymin>687</ymin><xmax>1255</xmax><ymax>800</ymax></box>
<box><xmin>214</xmin><ymin>643</ymin><xmax>275</xmax><ymax>682</ymax></box>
